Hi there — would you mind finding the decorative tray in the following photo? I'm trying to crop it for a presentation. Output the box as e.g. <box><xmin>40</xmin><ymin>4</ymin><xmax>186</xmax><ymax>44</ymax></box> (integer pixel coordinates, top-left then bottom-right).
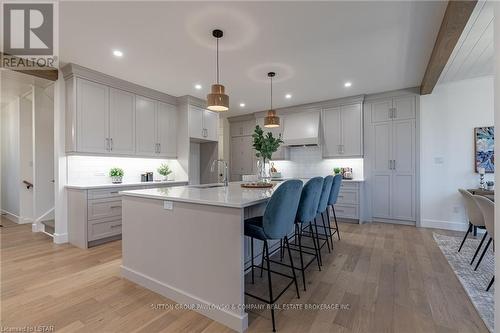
<box><xmin>241</xmin><ymin>182</ymin><xmax>274</xmax><ymax>189</ymax></box>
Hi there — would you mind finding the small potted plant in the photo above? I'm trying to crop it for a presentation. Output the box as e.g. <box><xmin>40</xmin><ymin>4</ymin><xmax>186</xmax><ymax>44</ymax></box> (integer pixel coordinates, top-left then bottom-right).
<box><xmin>157</xmin><ymin>163</ymin><xmax>172</xmax><ymax>181</ymax></box>
<box><xmin>333</xmin><ymin>167</ymin><xmax>342</xmax><ymax>175</ymax></box>
<box><xmin>109</xmin><ymin>167</ymin><xmax>124</xmax><ymax>184</ymax></box>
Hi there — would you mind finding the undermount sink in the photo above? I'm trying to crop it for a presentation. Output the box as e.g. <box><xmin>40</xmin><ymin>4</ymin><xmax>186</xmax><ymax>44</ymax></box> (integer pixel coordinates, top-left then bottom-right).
<box><xmin>188</xmin><ymin>183</ymin><xmax>227</xmax><ymax>189</ymax></box>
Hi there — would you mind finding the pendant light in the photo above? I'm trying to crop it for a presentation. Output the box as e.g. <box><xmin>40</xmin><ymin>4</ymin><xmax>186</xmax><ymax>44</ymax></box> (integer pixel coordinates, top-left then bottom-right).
<box><xmin>207</xmin><ymin>29</ymin><xmax>229</xmax><ymax>112</ymax></box>
<box><xmin>264</xmin><ymin>72</ymin><xmax>280</xmax><ymax>128</ymax></box>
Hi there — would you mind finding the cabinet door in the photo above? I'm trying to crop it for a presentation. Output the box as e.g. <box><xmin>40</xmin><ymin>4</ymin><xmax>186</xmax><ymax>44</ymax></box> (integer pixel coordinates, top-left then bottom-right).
<box><xmin>157</xmin><ymin>102</ymin><xmax>177</xmax><ymax>158</ymax></box>
<box><xmin>371</xmin><ymin>122</ymin><xmax>392</xmax><ymax>219</ymax></box>
<box><xmin>189</xmin><ymin>106</ymin><xmax>204</xmax><ymax>139</ymax></box>
<box><xmin>370</xmin><ymin>99</ymin><xmax>392</xmax><ymax>123</ymax></box>
<box><xmin>322</xmin><ymin>107</ymin><xmax>342</xmax><ymax>157</ymax></box>
<box><xmin>231</xmin><ymin>136</ymin><xmax>254</xmax><ymax>175</ymax></box>
<box><xmin>135</xmin><ymin>96</ymin><xmax>157</xmax><ymax>156</ymax></box>
<box><xmin>203</xmin><ymin>109</ymin><xmax>219</xmax><ymax>142</ymax></box>
<box><xmin>393</xmin><ymin>95</ymin><xmax>415</xmax><ymax>120</ymax></box>
<box><xmin>391</xmin><ymin>120</ymin><xmax>415</xmax><ymax>220</ymax></box>
<box><xmin>231</xmin><ymin>119</ymin><xmax>256</xmax><ymax>137</ymax></box>
<box><xmin>109</xmin><ymin>88</ymin><xmax>135</xmax><ymax>155</ymax></box>
<box><xmin>341</xmin><ymin>104</ymin><xmax>363</xmax><ymax>157</ymax></box>
<box><xmin>76</xmin><ymin>79</ymin><xmax>109</xmax><ymax>153</ymax></box>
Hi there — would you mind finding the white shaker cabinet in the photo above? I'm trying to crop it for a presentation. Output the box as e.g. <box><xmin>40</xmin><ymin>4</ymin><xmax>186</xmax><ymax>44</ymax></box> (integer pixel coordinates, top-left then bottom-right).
<box><xmin>367</xmin><ymin>95</ymin><xmax>416</xmax><ymax>223</ymax></box>
<box><xmin>75</xmin><ymin>79</ymin><xmax>109</xmax><ymax>153</ymax></box>
<box><xmin>136</xmin><ymin>96</ymin><xmax>178</xmax><ymax>158</ymax></box>
<box><xmin>109</xmin><ymin>88</ymin><xmax>135</xmax><ymax>155</ymax></box>
<box><xmin>189</xmin><ymin>106</ymin><xmax>219</xmax><ymax>142</ymax></box>
<box><xmin>322</xmin><ymin>103</ymin><xmax>363</xmax><ymax>158</ymax></box>
<box><xmin>135</xmin><ymin>96</ymin><xmax>157</xmax><ymax>156</ymax></box>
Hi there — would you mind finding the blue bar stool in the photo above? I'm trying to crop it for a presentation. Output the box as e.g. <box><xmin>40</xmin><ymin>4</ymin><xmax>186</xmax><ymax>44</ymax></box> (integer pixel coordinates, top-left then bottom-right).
<box><xmin>292</xmin><ymin>177</ymin><xmax>323</xmax><ymax>291</ymax></box>
<box><xmin>245</xmin><ymin>179</ymin><xmax>303</xmax><ymax>332</ymax></box>
<box><xmin>326</xmin><ymin>174</ymin><xmax>343</xmax><ymax>242</ymax></box>
<box><xmin>315</xmin><ymin>175</ymin><xmax>334</xmax><ymax>252</ymax></box>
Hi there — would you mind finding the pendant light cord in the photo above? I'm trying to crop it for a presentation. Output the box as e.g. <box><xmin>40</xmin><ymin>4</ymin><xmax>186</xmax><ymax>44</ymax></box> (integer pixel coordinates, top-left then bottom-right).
<box><xmin>216</xmin><ymin>38</ymin><xmax>219</xmax><ymax>84</ymax></box>
<box><xmin>270</xmin><ymin>76</ymin><xmax>273</xmax><ymax>110</ymax></box>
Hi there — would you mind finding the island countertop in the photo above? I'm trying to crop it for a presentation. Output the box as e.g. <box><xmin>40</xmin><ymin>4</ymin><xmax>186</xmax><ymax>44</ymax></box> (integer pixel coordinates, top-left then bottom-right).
<box><xmin>120</xmin><ymin>181</ymin><xmax>286</xmax><ymax>209</ymax></box>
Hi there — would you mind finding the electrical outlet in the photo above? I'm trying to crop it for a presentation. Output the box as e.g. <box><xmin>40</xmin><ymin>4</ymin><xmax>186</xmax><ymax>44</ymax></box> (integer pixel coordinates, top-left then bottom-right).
<box><xmin>163</xmin><ymin>201</ymin><xmax>173</xmax><ymax>210</ymax></box>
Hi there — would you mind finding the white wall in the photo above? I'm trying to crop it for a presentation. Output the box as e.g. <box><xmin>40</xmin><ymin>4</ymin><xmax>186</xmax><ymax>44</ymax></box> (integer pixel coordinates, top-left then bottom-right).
<box><xmin>420</xmin><ymin>76</ymin><xmax>494</xmax><ymax>231</ymax></box>
<box><xmin>19</xmin><ymin>93</ymin><xmax>33</xmax><ymax>223</ymax></box>
<box><xmin>1</xmin><ymin>98</ymin><xmax>21</xmax><ymax>218</ymax></box>
<box><xmin>271</xmin><ymin>146</ymin><xmax>363</xmax><ymax>179</ymax></box>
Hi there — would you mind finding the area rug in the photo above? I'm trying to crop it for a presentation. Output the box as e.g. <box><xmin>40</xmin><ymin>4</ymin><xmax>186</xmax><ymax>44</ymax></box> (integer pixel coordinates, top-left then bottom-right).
<box><xmin>433</xmin><ymin>233</ymin><xmax>494</xmax><ymax>332</ymax></box>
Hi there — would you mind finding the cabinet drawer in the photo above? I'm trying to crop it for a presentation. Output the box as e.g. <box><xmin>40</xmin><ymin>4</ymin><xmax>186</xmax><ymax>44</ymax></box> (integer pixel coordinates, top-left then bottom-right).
<box><xmin>88</xmin><ymin>186</ymin><xmax>143</xmax><ymax>199</ymax></box>
<box><xmin>88</xmin><ymin>218</ymin><xmax>122</xmax><ymax>241</ymax></box>
<box><xmin>340</xmin><ymin>182</ymin><xmax>359</xmax><ymax>190</ymax></box>
<box><xmin>333</xmin><ymin>204</ymin><xmax>358</xmax><ymax>219</ymax></box>
<box><xmin>88</xmin><ymin>199</ymin><xmax>122</xmax><ymax>220</ymax></box>
<box><xmin>337</xmin><ymin>190</ymin><xmax>358</xmax><ymax>205</ymax></box>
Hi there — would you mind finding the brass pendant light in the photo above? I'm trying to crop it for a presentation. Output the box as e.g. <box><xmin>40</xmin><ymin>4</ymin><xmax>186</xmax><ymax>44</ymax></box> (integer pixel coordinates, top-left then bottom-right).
<box><xmin>207</xmin><ymin>29</ymin><xmax>229</xmax><ymax>112</ymax></box>
<box><xmin>264</xmin><ymin>72</ymin><xmax>280</xmax><ymax>128</ymax></box>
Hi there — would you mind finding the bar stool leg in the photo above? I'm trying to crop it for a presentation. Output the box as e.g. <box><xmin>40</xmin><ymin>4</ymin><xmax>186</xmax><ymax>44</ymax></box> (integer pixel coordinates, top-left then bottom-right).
<box><xmin>487</xmin><ymin>276</ymin><xmax>495</xmax><ymax>291</ymax></box>
<box><xmin>320</xmin><ymin>213</ymin><xmax>331</xmax><ymax>253</ymax></box>
<box><xmin>475</xmin><ymin>237</ymin><xmax>492</xmax><ymax>271</ymax></box>
<box><xmin>264</xmin><ymin>241</ymin><xmax>276</xmax><ymax>332</ymax></box>
<box><xmin>313</xmin><ymin>218</ymin><xmax>323</xmax><ymax>266</ymax></box>
<box><xmin>260</xmin><ymin>242</ymin><xmax>265</xmax><ymax>278</ymax></box>
<box><xmin>322</xmin><ymin>211</ymin><xmax>334</xmax><ymax>250</ymax></box>
<box><xmin>297</xmin><ymin>224</ymin><xmax>306</xmax><ymax>291</ymax></box>
<box><xmin>458</xmin><ymin>223</ymin><xmax>472</xmax><ymax>252</ymax></box>
<box><xmin>332</xmin><ymin>205</ymin><xmax>341</xmax><ymax>240</ymax></box>
<box><xmin>471</xmin><ymin>231</ymin><xmax>488</xmax><ymax>265</ymax></box>
<box><xmin>251</xmin><ymin>237</ymin><xmax>255</xmax><ymax>284</ymax></box>
<box><xmin>284</xmin><ymin>237</ymin><xmax>300</xmax><ymax>299</ymax></box>
<box><xmin>309</xmin><ymin>222</ymin><xmax>322</xmax><ymax>270</ymax></box>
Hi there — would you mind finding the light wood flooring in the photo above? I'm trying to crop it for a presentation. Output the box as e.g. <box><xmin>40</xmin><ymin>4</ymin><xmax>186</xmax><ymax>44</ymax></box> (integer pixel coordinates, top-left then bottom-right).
<box><xmin>0</xmin><ymin>216</ymin><xmax>489</xmax><ymax>332</ymax></box>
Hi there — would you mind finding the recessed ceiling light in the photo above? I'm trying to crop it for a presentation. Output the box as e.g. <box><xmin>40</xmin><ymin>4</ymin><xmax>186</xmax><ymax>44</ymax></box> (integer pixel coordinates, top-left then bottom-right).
<box><xmin>239</xmin><ymin>103</ymin><xmax>246</xmax><ymax>107</ymax></box>
<box><xmin>194</xmin><ymin>84</ymin><xmax>202</xmax><ymax>90</ymax></box>
<box><xmin>113</xmin><ymin>50</ymin><xmax>123</xmax><ymax>57</ymax></box>
<box><xmin>285</xmin><ymin>94</ymin><xmax>292</xmax><ymax>99</ymax></box>
<box><xmin>344</xmin><ymin>82</ymin><xmax>352</xmax><ymax>87</ymax></box>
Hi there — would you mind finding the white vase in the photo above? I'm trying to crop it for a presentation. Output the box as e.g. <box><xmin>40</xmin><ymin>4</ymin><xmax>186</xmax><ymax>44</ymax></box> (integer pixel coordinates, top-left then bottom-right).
<box><xmin>257</xmin><ymin>158</ymin><xmax>271</xmax><ymax>183</ymax></box>
<box><xmin>111</xmin><ymin>176</ymin><xmax>122</xmax><ymax>184</ymax></box>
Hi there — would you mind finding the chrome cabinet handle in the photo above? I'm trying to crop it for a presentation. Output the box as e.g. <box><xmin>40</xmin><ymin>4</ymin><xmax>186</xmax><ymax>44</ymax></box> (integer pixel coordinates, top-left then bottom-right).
<box><xmin>105</xmin><ymin>138</ymin><xmax>110</xmax><ymax>151</ymax></box>
<box><xmin>389</xmin><ymin>160</ymin><xmax>392</xmax><ymax>170</ymax></box>
<box><xmin>110</xmin><ymin>138</ymin><xmax>113</xmax><ymax>151</ymax></box>
<box><xmin>393</xmin><ymin>160</ymin><xmax>396</xmax><ymax>170</ymax></box>
<box><xmin>110</xmin><ymin>191</ymin><xmax>119</xmax><ymax>194</ymax></box>
<box><xmin>110</xmin><ymin>224</ymin><xmax>121</xmax><ymax>229</ymax></box>
<box><xmin>110</xmin><ymin>205</ymin><xmax>121</xmax><ymax>209</ymax></box>
<box><xmin>158</xmin><ymin>143</ymin><xmax>161</xmax><ymax>153</ymax></box>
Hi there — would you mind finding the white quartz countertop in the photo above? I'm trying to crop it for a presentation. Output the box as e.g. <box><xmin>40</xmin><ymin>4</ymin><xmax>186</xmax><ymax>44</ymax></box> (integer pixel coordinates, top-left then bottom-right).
<box><xmin>120</xmin><ymin>181</ymin><xmax>286</xmax><ymax>208</ymax></box>
<box><xmin>65</xmin><ymin>180</ymin><xmax>188</xmax><ymax>190</ymax></box>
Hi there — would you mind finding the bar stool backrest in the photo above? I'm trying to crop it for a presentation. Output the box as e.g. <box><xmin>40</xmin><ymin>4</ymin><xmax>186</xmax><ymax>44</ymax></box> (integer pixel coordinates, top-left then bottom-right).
<box><xmin>328</xmin><ymin>174</ymin><xmax>343</xmax><ymax>205</ymax></box>
<box><xmin>458</xmin><ymin>189</ymin><xmax>485</xmax><ymax>227</ymax></box>
<box><xmin>472</xmin><ymin>195</ymin><xmax>494</xmax><ymax>240</ymax></box>
<box><xmin>317</xmin><ymin>175</ymin><xmax>334</xmax><ymax>214</ymax></box>
<box><xmin>296</xmin><ymin>177</ymin><xmax>324</xmax><ymax>223</ymax></box>
<box><xmin>263</xmin><ymin>179</ymin><xmax>303</xmax><ymax>239</ymax></box>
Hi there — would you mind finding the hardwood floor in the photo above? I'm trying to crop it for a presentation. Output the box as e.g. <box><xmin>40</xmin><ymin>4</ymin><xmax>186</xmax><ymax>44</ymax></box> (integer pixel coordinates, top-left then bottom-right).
<box><xmin>0</xmin><ymin>216</ymin><xmax>489</xmax><ymax>332</ymax></box>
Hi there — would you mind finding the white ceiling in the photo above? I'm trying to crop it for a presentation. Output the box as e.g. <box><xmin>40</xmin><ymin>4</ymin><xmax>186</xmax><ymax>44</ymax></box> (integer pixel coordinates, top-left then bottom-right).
<box><xmin>438</xmin><ymin>0</ymin><xmax>494</xmax><ymax>84</ymax></box>
<box><xmin>60</xmin><ymin>1</ymin><xmax>446</xmax><ymax>115</ymax></box>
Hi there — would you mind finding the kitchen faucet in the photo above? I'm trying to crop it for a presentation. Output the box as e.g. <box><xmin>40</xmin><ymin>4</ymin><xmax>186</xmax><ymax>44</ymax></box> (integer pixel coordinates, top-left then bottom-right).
<box><xmin>210</xmin><ymin>159</ymin><xmax>229</xmax><ymax>186</ymax></box>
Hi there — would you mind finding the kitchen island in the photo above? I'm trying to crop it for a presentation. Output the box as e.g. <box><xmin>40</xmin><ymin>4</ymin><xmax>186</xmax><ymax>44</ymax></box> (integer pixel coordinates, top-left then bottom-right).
<box><xmin>120</xmin><ymin>181</ymin><xmax>288</xmax><ymax>332</ymax></box>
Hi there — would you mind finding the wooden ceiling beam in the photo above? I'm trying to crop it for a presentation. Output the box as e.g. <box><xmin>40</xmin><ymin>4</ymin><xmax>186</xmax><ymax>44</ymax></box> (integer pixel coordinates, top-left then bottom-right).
<box><xmin>0</xmin><ymin>52</ymin><xmax>58</xmax><ymax>81</ymax></box>
<box><xmin>420</xmin><ymin>0</ymin><xmax>477</xmax><ymax>95</ymax></box>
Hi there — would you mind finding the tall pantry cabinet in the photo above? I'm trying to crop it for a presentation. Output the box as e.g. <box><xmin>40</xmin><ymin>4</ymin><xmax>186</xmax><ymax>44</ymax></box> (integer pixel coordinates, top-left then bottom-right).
<box><xmin>365</xmin><ymin>94</ymin><xmax>417</xmax><ymax>224</ymax></box>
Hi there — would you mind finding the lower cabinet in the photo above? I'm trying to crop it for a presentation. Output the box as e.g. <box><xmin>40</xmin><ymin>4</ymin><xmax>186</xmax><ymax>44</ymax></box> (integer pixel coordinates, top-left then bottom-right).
<box><xmin>67</xmin><ymin>182</ymin><xmax>186</xmax><ymax>248</ymax></box>
<box><xmin>333</xmin><ymin>181</ymin><xmax>362</xmax><ymax>222</ymax></box>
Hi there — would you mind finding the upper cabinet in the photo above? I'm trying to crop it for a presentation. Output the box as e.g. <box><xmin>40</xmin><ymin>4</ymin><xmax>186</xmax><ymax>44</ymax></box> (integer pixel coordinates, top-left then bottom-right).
<box><xmin>65</xmin><ymin>76</ymin><xmax>177</xmax><ymax>158</ymax></box>
<box><xmin>322</xmin><ymin>102</ymin><xmax>363</xmax><ymax>158</ymax></box>
<box><xmin>189</xmin><ymin>106</ymin><xmax>218</xmax><ymax>142</ymax></box>
<box><xmin>370</xmin><ymin>95</ymin><xmax>415</xmax><ymax>123</ymax></box>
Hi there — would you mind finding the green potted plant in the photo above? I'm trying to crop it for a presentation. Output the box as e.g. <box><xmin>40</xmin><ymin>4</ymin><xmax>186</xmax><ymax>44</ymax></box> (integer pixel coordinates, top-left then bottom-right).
<box><xmin>252</xmin><ymin>125</ymin><xmax>283</xmax><ymax>181</ymax></box>
<box><xmin>109</xmin><ymin>167</ymin><xmax>124</xmax><ymax>184</ymax></box>
<box><xmin>157</xmin><ymin>163</ymin><xmax>172</xmax><ymax>181</ymax></box>
<box><xmin>333</xmin><ymin>167</ymin><xmax>342</xmax><ymax>175</ymax></box>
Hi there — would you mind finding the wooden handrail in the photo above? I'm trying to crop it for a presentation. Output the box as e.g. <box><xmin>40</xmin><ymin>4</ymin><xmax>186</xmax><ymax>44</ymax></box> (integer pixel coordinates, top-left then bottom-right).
<box><xmin>23</xmin><ymin>180</ymin><xmax>33</xmax><ymax>189</ymax></box>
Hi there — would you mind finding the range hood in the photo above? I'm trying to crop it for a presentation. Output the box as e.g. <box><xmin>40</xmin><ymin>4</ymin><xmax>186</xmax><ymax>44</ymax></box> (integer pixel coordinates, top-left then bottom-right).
<box><xmin>282</xmin><ymin>110</ymin><xmax>320</xmax><ymax>146</ymax></box>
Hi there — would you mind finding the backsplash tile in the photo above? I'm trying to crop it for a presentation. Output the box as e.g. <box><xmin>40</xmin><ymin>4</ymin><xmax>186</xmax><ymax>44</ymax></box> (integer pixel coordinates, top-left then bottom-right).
<box><xmin>67</xmin><ymin>156</ymin><xmax>186</xmax><ymax>185</ymax></box>
<box><xmin>271</xmin><ymin>146</ymin><xmax>363</xmax><ymax>179</ymax></box>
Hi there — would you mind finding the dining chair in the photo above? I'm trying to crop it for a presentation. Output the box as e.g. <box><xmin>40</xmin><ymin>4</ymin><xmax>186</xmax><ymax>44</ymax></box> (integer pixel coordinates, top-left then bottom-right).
<box><xmin>244</xmin><ymin>179</ymin><xmax>303</xmax><ymax>332</ymax></box>
<box><xmin>472</xmin><ymin>195</ymin><xmax>494</xmax><ymax>291</ymax></box>
<box><xmin>458</xmin><ymin>189</ymin><xmax>487</xmax><ymax>265</ymax></box>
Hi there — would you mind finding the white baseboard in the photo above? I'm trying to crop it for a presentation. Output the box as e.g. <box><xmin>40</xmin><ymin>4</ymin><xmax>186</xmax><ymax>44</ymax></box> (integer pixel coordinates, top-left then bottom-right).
<box><xmin>1</xmin><ymin>210</ymin><xmax>19</xmax><ymax>223</ymax></box>
<box><xmin>32</xmin><ymin>222</ymin><xmax>44</xmax><ymax>232</ymax></box>
<box><xmin>121</xmin><ymin>265</ymin><xmax>248</xmax><ymax>333</ymax></box>
<box><xmin>420</xmin><ymin>219</ymin><xmax>468</xmax><ymax>232</ymax></box>
<box><xmin>18</xmin><ymin>217</ymin><xmax>33</xmax><ymax>224</ymax></box>
<box><xmin>53</xmin><ymin>232</ymin><xmax>68</xmax><ymax>244</ymax></box>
